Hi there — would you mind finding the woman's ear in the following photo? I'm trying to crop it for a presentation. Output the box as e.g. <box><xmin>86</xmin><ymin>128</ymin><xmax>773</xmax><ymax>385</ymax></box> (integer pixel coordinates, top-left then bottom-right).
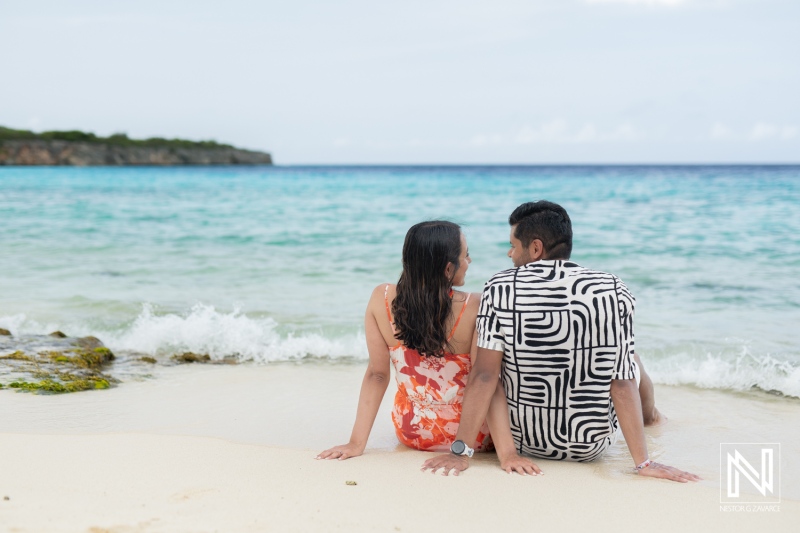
<box><xmin>445</xmin><ymin>262</ymin><xmax>455</xmax><ymax>279</ymax></box>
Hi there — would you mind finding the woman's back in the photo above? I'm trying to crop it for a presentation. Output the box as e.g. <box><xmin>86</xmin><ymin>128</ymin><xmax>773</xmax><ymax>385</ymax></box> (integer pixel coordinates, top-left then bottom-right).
<box><xmin>375</xmin><ymin>284</ymin><xmax>491</xmax><ymax>452</ymax></box>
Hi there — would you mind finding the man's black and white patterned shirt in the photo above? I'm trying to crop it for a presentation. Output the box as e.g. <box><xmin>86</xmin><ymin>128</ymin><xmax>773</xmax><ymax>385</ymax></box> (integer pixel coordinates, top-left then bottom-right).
<box><xmin>477</xmin><ymin>260</ymin><xmax>637</xmax><ymax>462</ymax></box>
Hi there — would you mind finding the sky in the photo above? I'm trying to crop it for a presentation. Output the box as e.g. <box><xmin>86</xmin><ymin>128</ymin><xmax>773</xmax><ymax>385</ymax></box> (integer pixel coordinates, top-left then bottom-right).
<box><xmin>1</xmin><ymin>0</ymin><xmax>798</xmax><ymax>164</ymax></box>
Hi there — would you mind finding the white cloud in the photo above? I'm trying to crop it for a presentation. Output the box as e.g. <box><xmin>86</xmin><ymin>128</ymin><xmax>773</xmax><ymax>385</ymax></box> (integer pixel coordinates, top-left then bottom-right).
<box><xmin>332</xmin><ymin>137</ymin><xmax>351</xmax><ymax>147</ymax></box>
<box><xmin>585</xmin><ymin>0</ymin><xmax>687</xmax><ymax>6</ymax></box>
<box><xmin>509</xmin><ymin>120</ymin><xmax>640</xmax><ymax>144</ymax></box>
<box><xmin>748</xmin><ymin>123</ymin><xmax>798</xmax><ymax>142</ymax></box>
<box><xmin>750</xmin><ymin>122</ymin><xmax>778</xmax><ymax>141</ymax></box>
<box><xmin>469</xmin><ymin>134</ymin><xmax>504</xmax><ymax>147</ymax></box>
<box><xmin>710</xmin><ymin>122</ymin><xmax>733</xmax><ymax>140</ymax></box>
<box><xmin>780</xmin><ymin>126</ymin><xmax>798</xmax><ymax>140</ymax></box>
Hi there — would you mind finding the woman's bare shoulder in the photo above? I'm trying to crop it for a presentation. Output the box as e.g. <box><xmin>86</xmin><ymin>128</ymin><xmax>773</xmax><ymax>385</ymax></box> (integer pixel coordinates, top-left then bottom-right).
<box><xmin>367</xmin><ymin>283</ymin><xmax>394</xmax><ymax>309</ymax></box>
<box><xmin>451</xmin><ymin>290</ymin><xmax>480</xmax><ymax>315</ymax></box>
<box><xmin>370</xmin><ymin>283</ymin><xmax>391</xmax><ymax>293</ymax></box>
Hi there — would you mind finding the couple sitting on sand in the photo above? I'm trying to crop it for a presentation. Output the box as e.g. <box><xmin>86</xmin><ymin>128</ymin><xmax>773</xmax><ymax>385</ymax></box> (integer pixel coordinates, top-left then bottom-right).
<box><xmin>318</xmin><ymin>201</ymin><xmax>700</xmax><ymax>483</ymax></box>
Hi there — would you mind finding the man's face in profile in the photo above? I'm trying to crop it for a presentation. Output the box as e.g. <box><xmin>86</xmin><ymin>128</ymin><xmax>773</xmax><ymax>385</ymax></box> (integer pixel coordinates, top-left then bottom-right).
<box><xmin>508</xmin><ymin>225</ymin><xmax>531</xmax><ymax>267</ymax></box>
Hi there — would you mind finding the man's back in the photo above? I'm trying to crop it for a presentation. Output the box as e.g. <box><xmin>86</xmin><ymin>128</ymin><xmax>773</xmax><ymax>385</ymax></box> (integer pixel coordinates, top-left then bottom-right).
<box><xmin>477</xmin><ymin>259</ymin><xmax>638</xmax><ymax>461</ymax></box>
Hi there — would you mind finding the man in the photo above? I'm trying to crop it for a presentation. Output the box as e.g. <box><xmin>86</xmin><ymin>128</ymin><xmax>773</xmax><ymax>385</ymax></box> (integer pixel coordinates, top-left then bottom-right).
<box><xmin>422</xmin><ymin>201</ymin><xmax>699</xmax><ymax>482</ymax></box>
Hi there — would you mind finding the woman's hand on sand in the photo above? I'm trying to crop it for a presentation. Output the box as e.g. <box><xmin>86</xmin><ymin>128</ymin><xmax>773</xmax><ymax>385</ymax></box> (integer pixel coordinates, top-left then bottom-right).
<box><xmin>316</xmin><ymin>443</ymin><xmax>364</xmax><ymax>461</ymax></box>
<box><xmin>499</xmin><ymin>453</ymin><xmax>543</xmax><ymax>476</ymax></box>
<box><xmin>421</xmin><ymin>454</ymin><xmax>469</xmax><ymax>476</ymax></box>
<box><xmin>636</xmin><ymin>462</ymin><xmax>702</xmax><ymax>483</ymax></box>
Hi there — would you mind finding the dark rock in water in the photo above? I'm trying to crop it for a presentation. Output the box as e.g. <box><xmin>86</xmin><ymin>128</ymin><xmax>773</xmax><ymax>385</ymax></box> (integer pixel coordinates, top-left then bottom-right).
<box><xmin>49</xmin><ymin>331</ymin><xmax>68</xmax><ymax>338</ymax></box>
<box><xmin>140</xmin><ymin>356</ymin><xmax>157</xmax><ymax>364</ymax></box>
<box><xmin>0</xmin><ymin>334</ymin><xmax>117</xmax><ymax>393</ymax></box>
<box><xmin>0</xmin><ymin>328</ymin><xmax>10</xmax><ymax>336</ymax></box>
<box><xmin>75</xmin><ymin>336</ymin><xmax>104</xmax><ymax>350</ymax></box>
<box><xmin>171</xmin><ymin>352</ymin><xmax>211</xmax><ymax>363</ymax></box>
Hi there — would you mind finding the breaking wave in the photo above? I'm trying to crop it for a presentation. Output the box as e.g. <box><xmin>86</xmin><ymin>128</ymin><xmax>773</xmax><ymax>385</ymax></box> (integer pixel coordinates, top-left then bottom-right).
<box><xmin>0</xmin><ymin>304</ymin><xmax>368</xmax><ymax>363</ymax></box>
<box><xmin>2</xmin><ymin>307</ymin><xmax>798</xmax><ymax>397</ymax></box>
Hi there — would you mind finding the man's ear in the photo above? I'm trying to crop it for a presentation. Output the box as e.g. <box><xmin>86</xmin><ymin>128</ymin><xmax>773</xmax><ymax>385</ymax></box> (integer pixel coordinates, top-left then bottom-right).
<box><xmin>528</xmin><ymin>239</ymin><xmax>546</xmax><ymax>261</ymax></box>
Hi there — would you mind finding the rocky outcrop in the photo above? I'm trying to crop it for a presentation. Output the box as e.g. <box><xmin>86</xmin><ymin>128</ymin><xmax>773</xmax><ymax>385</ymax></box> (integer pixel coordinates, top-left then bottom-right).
<box><xmin>0</xmin><ymin>333</ymin><xmax>117</xmax><ymax>393</ymax></box>
<box><xmin>0</xmin><ymin>140</ymin><xmax>272</xmax><ymax>166</ymax></box>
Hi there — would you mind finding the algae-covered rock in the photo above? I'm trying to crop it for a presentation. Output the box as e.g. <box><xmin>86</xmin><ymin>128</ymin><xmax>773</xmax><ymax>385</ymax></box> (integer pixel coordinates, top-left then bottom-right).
<box><xmin>48</xmin><ymin>331</ymin><xmax>68</xmax><ymax>338</ymax></box>
<box><xmin>0</xmin><ymin>334</ymin><xmax>117</xmax><ymax>394</ymax></box>
<box><xmin>0</xmin><ymin>328</ymin><xmax>11</xmax><ymax>336</ymax></box>
<box><xmin>75</xmin><ymin>336</ymin><xmax>103</xmax><ymax>350</ymax></box>
<box><xmin>9</xmin><ymin>378</ymin><xmax>111</xmax><ymax>393</ymax></box>
<box><xmin>171</xmin><ymin>352</ymin><xmax>211</xmax><ymax>363</ymax></box>
<box><xmin>140</xmin><ymin>356</ymin><xmax>157</xmax><ymax>364</ymax></box>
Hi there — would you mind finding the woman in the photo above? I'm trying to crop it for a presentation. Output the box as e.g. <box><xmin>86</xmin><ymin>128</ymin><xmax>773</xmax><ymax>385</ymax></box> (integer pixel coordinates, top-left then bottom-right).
<box><xmin>317</xmin><ymin>221</ymin><xmax>540</xmax><ymax>475</ymax></box>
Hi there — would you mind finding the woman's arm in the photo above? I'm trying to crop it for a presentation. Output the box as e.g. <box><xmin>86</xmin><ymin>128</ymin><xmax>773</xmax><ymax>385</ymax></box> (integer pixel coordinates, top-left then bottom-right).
<box><xmin>317</xmin><ymin>288</ymin><xmax>392</xmax><ymax>460</ymax></box>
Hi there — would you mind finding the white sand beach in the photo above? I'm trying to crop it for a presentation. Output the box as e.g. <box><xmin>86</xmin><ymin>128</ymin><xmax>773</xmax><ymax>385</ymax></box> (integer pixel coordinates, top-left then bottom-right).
<box><xmin>1</xmin><ymin>364</ymin><xmax>798</xmax><ymax>532</ymax></box>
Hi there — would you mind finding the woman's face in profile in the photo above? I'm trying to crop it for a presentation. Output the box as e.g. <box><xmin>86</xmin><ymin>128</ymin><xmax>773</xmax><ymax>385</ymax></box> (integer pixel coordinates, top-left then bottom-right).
<box><xmin>450</xmin><ymin>233</ymin><xmax>471</xmax><ymax>287</ymax></box>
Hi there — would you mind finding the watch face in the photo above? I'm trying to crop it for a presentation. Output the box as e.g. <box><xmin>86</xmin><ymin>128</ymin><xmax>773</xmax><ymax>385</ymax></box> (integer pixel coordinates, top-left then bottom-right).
<box><xmin>451</xmin><ymin>440</ymin><xmax>465</xmax><ymax>455</ymax></box>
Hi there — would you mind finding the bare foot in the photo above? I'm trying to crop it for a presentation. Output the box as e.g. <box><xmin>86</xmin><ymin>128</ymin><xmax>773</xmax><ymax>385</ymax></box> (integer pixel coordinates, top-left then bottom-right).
<box><xmin>644</xmin><ymin>407</ymin><xmax>668</xmax><ymax>427</ymax></box>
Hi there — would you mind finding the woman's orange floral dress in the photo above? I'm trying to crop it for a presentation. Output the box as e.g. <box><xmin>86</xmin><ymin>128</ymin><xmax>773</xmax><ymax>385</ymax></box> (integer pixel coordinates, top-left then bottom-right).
<box><xmin>384</xmin><ymin>285</ymin><xmax>492</xmax><ymax>452</ymax></box>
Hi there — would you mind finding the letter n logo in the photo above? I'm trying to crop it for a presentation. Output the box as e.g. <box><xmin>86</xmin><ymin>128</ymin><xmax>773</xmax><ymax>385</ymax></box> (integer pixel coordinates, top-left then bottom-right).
<box><xmin>720</xmin><ymin>443</ymin><xmax>781</xmax><ymax>504</ymax></box>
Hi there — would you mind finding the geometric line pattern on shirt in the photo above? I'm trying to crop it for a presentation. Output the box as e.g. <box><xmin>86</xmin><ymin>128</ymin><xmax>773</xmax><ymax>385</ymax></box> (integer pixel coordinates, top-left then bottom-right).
<box><xmin>477</xmin><ymin>260</ymin><xmax>636</xmax><ymax>461</ymax></box>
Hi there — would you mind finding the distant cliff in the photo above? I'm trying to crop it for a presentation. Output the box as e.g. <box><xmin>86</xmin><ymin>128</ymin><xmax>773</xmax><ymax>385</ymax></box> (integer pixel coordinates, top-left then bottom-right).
<box><xmin>0</xmin><ymin>127</ymin><xmax>272</xmax><ymax>166</ymax></box>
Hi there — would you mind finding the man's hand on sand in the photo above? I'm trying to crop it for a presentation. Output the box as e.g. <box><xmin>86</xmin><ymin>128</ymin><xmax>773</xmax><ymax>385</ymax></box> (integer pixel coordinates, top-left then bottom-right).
<box><xmin>499</xmin><ymin>453</ymin><xmax>543</xmax><ymax>476</ymax></box>
<box><xmin>637</xmin><ymin>462</ymin><xmax>702</xmax><ymax>483</ymax></box>
<box><xmin>316</xmin><ymin>442</ymin><xmax>364</xmax><ymax>461</ymax></box>
<box><xmin>421</xmin><ymin>454</ymin><xmax>469</xmax><ymax>476</ymax></box>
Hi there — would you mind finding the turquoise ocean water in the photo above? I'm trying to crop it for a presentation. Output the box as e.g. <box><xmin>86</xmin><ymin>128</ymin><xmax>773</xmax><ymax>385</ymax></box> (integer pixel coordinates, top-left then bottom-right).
<box><xmin>1</xmin><ymin>166</ymin><xmax>799</xmax><ymax>397</ymax></box>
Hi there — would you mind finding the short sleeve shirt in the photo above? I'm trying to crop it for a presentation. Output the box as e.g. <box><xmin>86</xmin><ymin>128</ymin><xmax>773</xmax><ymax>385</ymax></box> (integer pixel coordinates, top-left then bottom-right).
<box><xmin>477</xmin><ymin>260</ymin><xmax>637</xmax><ymax>461</ymax></box>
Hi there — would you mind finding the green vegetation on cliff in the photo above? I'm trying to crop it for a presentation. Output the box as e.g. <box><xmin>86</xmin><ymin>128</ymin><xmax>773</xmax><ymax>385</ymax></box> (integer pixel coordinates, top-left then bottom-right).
<box><xmin>0</xmin><ymin>125</ymin><xmax>234</xmax><ymax>150</ymax></box>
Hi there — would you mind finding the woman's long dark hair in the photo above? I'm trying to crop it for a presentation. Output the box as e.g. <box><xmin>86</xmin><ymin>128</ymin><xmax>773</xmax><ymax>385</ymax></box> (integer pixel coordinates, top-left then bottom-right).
<box><xmin>392</xmin><ymin>221</ymin><xmax>462</xmax><ymax>357</ymax></box>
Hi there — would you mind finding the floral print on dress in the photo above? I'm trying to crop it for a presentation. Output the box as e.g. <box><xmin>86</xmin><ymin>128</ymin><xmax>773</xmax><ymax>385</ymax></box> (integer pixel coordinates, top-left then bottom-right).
<box><xmin>390</xmin><ymin>344</ymin><xmax>492</xmax><ymax>452</ymax></box>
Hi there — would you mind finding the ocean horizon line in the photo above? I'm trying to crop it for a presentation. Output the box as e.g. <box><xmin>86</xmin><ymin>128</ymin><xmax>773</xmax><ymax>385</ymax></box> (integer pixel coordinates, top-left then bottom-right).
<box><xmin>4</xmin><ymin>163</ymin><xmax>800</xmax><ymax>170</ymax></box>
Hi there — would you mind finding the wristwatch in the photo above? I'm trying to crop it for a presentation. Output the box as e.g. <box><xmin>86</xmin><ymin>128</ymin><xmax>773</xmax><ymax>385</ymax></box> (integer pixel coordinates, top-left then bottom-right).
<box><xmin>450</xmin><ymin>440</ymin><xmax>474</xmax><ymax>458</ymax></box>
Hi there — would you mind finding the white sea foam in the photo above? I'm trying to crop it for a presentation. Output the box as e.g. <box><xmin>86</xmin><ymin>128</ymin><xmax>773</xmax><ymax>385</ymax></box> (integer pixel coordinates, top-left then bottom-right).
<box><xmin>0</xmin><ymin>305</ymin><xmax>368</xmax><ymax>363</ymax></box>
<box><xmin>647</xmin><ymin>348</ymin><xmax>800</xmax><ymax>399</ymax></box>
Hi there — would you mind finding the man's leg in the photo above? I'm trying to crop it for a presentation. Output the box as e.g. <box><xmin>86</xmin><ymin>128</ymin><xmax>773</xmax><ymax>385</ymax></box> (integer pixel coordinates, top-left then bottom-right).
<box><xmin>635</xmin><ymin>353</ymin><xmax>666</xmax><ymax>427</ymax></box>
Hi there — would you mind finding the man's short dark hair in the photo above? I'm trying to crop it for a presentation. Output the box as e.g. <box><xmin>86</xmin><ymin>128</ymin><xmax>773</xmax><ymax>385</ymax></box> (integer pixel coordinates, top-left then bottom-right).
<box><xmin>509</xmin><ymin>201</ymin><xmax>572</xmax><ymax>259</ymax></box>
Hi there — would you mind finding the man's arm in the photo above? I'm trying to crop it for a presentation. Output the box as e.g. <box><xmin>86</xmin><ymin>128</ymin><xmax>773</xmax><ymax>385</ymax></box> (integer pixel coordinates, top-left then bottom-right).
<box><xmin>420</xmin><ymin>346</ymin><xmax>503</xmax><ymax>476</ymax></box>
<box><xmin>611</xmin><ymin>379</ymin><xmax>701</xmax><ymax>483</ymax></box>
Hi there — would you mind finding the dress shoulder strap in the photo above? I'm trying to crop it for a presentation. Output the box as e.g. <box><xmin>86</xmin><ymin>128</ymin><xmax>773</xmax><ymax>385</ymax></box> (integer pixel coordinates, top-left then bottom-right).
<box><xmin>384</xmin><ymin>284</ymin><xmax>397</xmax><ymax>335</ymax></box>
<box><xmin>446</xmin><ymin>293</ymin><xmax>471</xmax><ymax>342</ymax></box>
